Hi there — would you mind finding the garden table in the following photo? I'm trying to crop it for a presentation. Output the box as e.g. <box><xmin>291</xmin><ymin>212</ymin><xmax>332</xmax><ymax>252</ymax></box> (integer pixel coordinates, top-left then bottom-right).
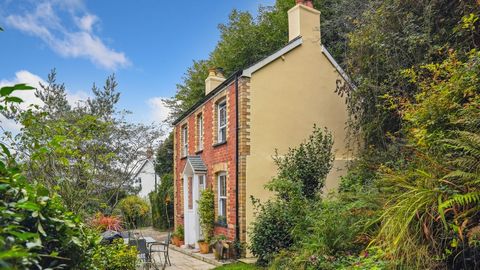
<box><xmin>124</xmin><ymin>236</ymin><xmax>158</xmax><ymax>246</ymax></box>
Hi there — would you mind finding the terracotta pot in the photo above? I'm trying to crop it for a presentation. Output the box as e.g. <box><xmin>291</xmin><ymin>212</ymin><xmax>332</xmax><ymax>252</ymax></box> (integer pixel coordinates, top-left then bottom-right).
<box><xmin>178</xmin><ymin>240</ymin><xmax>184</xmax><ymax>247</ymax></box>
<box><xmin>172</xmin><ymin>236</ymin><xmax>179</xmax><ymax>246</ymax></box>
<box><xmin>198</xmin><ymin>241</ymin><xmax>210</xmax><ymax>254</ymax></box>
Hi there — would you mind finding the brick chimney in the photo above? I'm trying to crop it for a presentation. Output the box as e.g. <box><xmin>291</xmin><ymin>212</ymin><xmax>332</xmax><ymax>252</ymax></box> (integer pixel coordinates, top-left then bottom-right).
<box><xmin>289</xmin><ymin>0</ymin><xmax>321</xmax><ymax>42</ymax></box>
<box><xmin>205</xmin><ymin>67</ymin><xmax>226</xmax><ymax>95</ymax></box>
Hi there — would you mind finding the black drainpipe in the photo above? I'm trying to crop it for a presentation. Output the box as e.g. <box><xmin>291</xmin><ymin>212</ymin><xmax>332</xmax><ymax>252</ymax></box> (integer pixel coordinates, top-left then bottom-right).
<box><xmin>234</xmin><ymin>73</ymin><xmax>240</xmax><ymax>243</ymax></box>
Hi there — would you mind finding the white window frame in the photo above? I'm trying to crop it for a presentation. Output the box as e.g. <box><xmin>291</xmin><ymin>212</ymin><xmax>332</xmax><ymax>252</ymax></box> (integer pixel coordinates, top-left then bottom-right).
<box><xmin>217</xmin><ymin>100</ymin><xmax>227</xmax><ymax>143</ymax></box>
<box><xmin>197</xmin><ymin>114</ymin><xmax>203</xmax><ymax>151</ymax></box>
<box><xmin>217</xmin><ymin>172</ymin><xmax>227</xmax><ymax>222</ymax></box>
<box><xmin>182</xmin><ymin>125</ymin><xmax>188</xmax><ymax>157</ymax></box>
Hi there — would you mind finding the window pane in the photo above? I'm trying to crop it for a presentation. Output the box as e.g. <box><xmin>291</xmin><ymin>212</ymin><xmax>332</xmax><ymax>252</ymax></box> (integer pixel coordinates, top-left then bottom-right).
<box><xmin>220</xmin><ymin>108</ymin><xmax>226</xmax><ymax>126</ymax></box>
<box><xmin>197</xmin><ymin>115</ymin><xmax>203</xmax><ymax>149</ymax></box>
<box><xmin>220</xmin><ymin>198</ymin><xmax>226</xmax><ymax>217</ymax></box>
<box><xmin>220</xmin><ymin>175</ymin><xmax>226</xmax><ymax>196</ymax></box>
<box><xmin>220</xmin><ymin>127</ymin><xmax>226</xmax><ymax>142</ymax></box>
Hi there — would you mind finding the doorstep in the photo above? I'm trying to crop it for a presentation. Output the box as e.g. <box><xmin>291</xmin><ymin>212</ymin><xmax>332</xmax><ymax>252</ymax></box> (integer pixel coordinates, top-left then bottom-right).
<box><xmin>169</xmin><ymin>244</ymin><xmax>236</xmax><ymax>266</ymax></box>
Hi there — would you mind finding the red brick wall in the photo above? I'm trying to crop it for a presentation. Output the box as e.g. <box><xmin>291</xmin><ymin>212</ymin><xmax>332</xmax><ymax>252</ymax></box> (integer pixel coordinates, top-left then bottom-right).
<box><xmin>174</xmin><ymin>81</ymin><xmax>237</xmax><ymax>241</ymax></box>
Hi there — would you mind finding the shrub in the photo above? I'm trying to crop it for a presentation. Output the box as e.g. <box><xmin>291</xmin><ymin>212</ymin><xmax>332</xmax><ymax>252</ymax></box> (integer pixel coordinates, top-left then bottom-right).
<box><xmin>149</xmin><ymin>173</ymin><xmax>174</xmax><ymax>230</ymax></box>
<box><xmin>273</xmin><ymin>125</ymin><xmax>334</xmax><ymax>199</ymax></box>
<box><xmin>198</xmin><ymin>189</ymin><xmax>215</xmax><ymax>242</ymax></box>
<box><xmin>90</xmin><ymin>239</ymin><xmax>137</xmax><ymax>270</ymax></box>
<box><xmin>118</xmin><ymin>195</ymin><xmax>150</xmax><ymax>229</ymax></box>
<box><xmin>270</xmin><ymin>194</ymin><xmax>379</xmax><ymax>270</ymax></box>
<box><xmin>0</xmin><ymin>85</ymin><xmax>98</xmax><ymax>268</ymax></box>
<box><xmin>249</xmin><ymin>198</ymin><xmax>300</xmax><ymax>266</ymax></box>
<box><xmin>250</xmin><ymin>126</ymin><xmax>336</xmax><ymax>266</ymax></box>
<box><xmin>91</xmin><ymin>213</ymin><xmax>123</xmax><ymax>232</ymax></box>
<box><xmin>0</xmin><ymin>170</ymin><xmax>99</xmax><ymax>269</ymax></box>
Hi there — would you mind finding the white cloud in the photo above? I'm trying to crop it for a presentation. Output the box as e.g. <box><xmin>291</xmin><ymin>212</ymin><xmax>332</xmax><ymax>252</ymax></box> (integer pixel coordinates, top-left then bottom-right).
<box><xmin>75</xmin><ymin>14</ymin><xmax>97</xmax><ymax>32</ymax></box>
<box><xmin>0</xmin><ymin>70</ymin><xmax>45</xmax><ymax>108</ymax></box>
<box><xmin>147</xmin><ymin>97</ymin><xmax>171</xmax><ymax>125</ymax></box>
<box><xmin>0</xmin><ymin>70</ymin><xmax>89</xmax><ymax>133</ymax></box>
<box><xmin>5</xmin><ymin>1</ymin><xmax>130</xmax><ymax>70</ymax></box>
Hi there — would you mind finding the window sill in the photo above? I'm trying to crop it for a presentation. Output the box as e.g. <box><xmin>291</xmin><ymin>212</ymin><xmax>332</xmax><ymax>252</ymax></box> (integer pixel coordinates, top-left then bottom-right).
<box><xmin>215</xmin><ymin>222</ymin><xmax>228</xmax><ymax>228</ymax></box>
<box><xmin>213</xmin><ymin>141</ymin><xmax>227</xmax><ymax>148</ymax></box>
<box><xmin>195</xmin><ymin>149</ymin><xmax>203</xmax><ymax>155</ymax></box>
<box><xmin>180</xmin><ymin>156</ymin><xmax>187</xmax><ymax>160</ymax></box>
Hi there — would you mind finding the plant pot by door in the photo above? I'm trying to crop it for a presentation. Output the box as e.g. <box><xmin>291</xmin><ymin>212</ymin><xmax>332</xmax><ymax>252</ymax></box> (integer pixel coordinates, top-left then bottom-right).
<box><xmin>198</xmin><ymin>241</ymin><xmax>210</xmax><ymax>254</ymax></box>
<box><xmin>172</xmin><ymin>236</ymin><xmax>179</xmax><ymax>246</ymax></box>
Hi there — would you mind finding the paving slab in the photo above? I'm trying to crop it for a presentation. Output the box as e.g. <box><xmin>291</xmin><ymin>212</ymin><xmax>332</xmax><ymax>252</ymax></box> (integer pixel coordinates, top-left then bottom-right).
<box><xmin>134</xmin><ymin>227</ymin><xmax>215</xmax><ymax>270</ymax></box>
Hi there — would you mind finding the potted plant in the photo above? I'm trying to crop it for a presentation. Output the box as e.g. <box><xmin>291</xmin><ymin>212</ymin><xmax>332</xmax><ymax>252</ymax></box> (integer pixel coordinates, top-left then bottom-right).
<box><xmin>198</xmin><ymin>239</ymin><xmax>210</xmax><ymax>254</ymax></box>
<box><xmin>210</xmin><ymin>234</ymin><xmax>228</xmax><ymax>260</ymax></box>
<box><xmin>172</xmin><ymin>225</ymin><xmax>184</xmax><ymax>247</ymax></box>
<box><xmin>197</xmin><ymin>189</ymin><xmax>215</xmax><ymax>254</ymax></box>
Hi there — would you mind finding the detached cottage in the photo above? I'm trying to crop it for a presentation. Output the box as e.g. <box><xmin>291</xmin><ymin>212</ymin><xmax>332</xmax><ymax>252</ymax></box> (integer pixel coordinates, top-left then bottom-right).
<box><xmin>172</xmin><ymin>0</ymin><xmax>351</xmax><ymax>249</ymax></box>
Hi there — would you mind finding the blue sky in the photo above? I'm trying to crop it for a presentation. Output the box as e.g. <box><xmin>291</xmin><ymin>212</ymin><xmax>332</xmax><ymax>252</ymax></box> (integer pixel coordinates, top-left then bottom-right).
<box><xmin>0</xmin><ymin>0</ymin><xmax>274</xmax><ymax>125</ymax></box>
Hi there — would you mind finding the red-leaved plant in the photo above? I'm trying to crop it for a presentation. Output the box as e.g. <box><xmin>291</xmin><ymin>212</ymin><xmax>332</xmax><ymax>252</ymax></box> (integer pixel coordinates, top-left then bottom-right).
<box><xmin>91</xmin><ymin>213</ymin><xmax>123</xmax><ymax>232</ymax></box>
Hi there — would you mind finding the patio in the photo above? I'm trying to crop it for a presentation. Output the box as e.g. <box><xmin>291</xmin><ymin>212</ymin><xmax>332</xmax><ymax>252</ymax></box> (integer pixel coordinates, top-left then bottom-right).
<box><xmin>133</xmin><ymin>227</ymin><xmax>215</xmax><ymax>270</ymax></box>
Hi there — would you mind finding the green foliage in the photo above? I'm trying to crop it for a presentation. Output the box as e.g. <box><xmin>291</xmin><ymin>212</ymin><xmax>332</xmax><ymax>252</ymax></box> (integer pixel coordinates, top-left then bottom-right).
<box><xmin>154</xmin><ymin>132</ymin><xmax>174</xmax><ymax>176</ymax></box>
<box><xmin>163</xmin><ymin>60</ymin><xmax>210</xmax><ymax>121</ymax></box>
<box><xmin>173</xmin><ymin>225</ymin><xmax>184</xmax><ymax>241</ymax></box>
<box><xmin>5</xmin><ymin>70</ymin><xmax>161</xmax><ymax>215</ymax></box>
<box><xmin>118</xmin><ymin>195</ymin><xmax>150</xmax><ymax>229</ymax></box>
<box><xmin>149</xmin><ymin>173</ymin><xmax>174</xmax><ymax>230</ymax></box>
<box><xmin>346</xmin><ymin>0</ymin><xmax>479</xmax><ymax>151</ymax></box>
<box><xmin>251</xmin><ymin>126</ymin><xmax>336</xmax><ymax>265</ymax></box>
<box><xmin>273</xmin><ymin>125</ymin><xmax>334</xmax><ymax>199</ymax></box>
<box><xmin>198</xmin><ymin>189</ymin><xmax>215</xmax><ymax>242</ymax></box>
<box><xmin>90</xmin><ymin>239</ymin><xmax>137</xmax><ymax>270</ymax></box>
<box><xmin>270</xmin><ymin>193</ymin><xmax>379</xmax><ymax>270</ymax></box>
<box><xmin>249</xmin><ymin>198</ymin><xmax>300</xmax><ymax>266</ymax></box>
<box><xmin>371</xmin><ymin>50</ymin><xmax>480</xmax><ymax>268</ymax></box>
<box><xmin>0</xmin><ymin>87</ymin><xmax>99</xmax><ymax>269</ymax></box>
<box><xmin>213</xmin><ymin>262</ymin><xmax>262</xmax><ymax>270</ymax></box>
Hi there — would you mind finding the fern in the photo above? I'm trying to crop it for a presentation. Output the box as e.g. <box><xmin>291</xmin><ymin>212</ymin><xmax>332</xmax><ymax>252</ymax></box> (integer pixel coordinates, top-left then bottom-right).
<box><xmin>439</xmin><ymin>192</ymin><xmax>480</xmax><ymax>211</ymax></box>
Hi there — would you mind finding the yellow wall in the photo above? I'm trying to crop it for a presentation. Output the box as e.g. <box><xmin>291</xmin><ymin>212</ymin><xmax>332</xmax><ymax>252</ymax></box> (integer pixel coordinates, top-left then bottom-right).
<box><xmin>244</xmin><ymin>31</ymin><xmax>351</xmax><ymax>245</ymax></box>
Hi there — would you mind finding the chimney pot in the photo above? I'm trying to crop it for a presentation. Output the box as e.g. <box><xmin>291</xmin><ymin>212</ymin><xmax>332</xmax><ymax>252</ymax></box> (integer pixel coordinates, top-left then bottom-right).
<box><xmin>296</xmin><ymin>0</ymin><xmax>314</xmax><ymax>8</ymax></box>
<box><xmin>208</xmin><ymin>67</ymin><xmax>216</xmax><ymax>76</ymax></box>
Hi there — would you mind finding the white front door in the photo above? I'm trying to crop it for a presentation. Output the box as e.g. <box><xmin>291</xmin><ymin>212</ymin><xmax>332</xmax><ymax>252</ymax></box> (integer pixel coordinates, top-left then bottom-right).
<box><xmin>183</xmin><ymin>174</ymin><xmax>205</xmax><ymax>248</ymax></box>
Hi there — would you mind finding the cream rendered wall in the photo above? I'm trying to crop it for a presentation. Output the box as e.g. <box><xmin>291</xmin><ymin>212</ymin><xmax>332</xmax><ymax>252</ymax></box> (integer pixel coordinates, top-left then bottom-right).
<box><xmin>244</xmin><ymin>8</ymin><xmax>350</xmax><ymax>245</ymax></box>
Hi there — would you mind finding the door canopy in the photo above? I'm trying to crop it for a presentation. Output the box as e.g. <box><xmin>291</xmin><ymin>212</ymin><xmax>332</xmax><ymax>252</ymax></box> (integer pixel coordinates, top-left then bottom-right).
<box><xmin>182</xmin><ymin>156</ymin><xmax>207</xmax><ymax>176</ymax></box>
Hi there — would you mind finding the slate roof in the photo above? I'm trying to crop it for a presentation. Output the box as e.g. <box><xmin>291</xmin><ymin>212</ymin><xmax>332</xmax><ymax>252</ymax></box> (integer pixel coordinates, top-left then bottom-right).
<box><xmin>187</xmin><ymin>156</ymin><xmax>207</xmax><ymax>173</ymax></box>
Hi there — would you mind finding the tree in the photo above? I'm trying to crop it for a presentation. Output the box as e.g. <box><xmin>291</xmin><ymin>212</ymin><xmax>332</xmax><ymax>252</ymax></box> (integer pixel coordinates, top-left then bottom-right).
<box><xmin>0</xmin><ymin>85</ymin><xmax>98</xmax><ymax>269</ymax></box>
<box><xmin>150</xmin><ymin>133</ymin><xmax>174</xmax><ymax>230</ymax></box>
<box><xmin>35</xmin><ymin>69</ymin><xmax>71</xmax><ymax>118</ymax></box>
<box><xmin>163</xmin><ymin>0</ymin><xmax>363</xmax><ymax>122</ymax></box>
<box><xmin>8</xmin><ymin>70</ymin><xmax>162</xmax><ymax>214</ymax></box>
<box><xmin>345</xmin><ymin>0</ymin><xmax>480</xmax><ymax>150</ymax></box>
<box><xmin>154</xmin><ymin>131</ymin><xmax>174</xmax><ymax>176</ymax></box>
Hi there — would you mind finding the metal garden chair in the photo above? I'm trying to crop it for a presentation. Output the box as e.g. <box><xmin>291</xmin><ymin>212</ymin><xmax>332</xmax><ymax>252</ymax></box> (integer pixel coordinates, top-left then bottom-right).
<box><xmin>148</xmin><ymin>232</ymin><xmax>172</xmax><ymax>269</ymax></box>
